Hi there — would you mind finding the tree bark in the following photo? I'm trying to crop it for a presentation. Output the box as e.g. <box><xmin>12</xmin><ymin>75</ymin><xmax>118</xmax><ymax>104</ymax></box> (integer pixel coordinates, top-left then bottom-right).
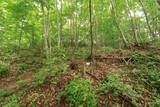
<box><xmin>40</xmin><ymin>0</ymin><xmax>50</xmax><ymax>59</ymax></box>
<box><xmin>89</xmin><ymin>0</ymin><xmax>94</xmax><ymax>61</ymax></box>
<box><xmin>56</xmin><ymin>0</ymin><xmax>62</xmax><ymax>47</ymax></box>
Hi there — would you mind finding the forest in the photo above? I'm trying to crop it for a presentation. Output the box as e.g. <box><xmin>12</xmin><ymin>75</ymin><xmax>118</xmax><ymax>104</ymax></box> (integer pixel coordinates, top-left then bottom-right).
<box><xmin>0</xmin><ymin>0</ymin><xmax>160</xmax><ymax>107</ymax></box>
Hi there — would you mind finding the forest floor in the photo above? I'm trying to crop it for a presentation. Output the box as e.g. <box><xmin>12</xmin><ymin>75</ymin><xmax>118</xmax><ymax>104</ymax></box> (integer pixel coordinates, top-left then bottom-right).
<box><xmin>0</xmin><ymin>44</ymin><xmax>160</xmax><ymax>107</ymax></box>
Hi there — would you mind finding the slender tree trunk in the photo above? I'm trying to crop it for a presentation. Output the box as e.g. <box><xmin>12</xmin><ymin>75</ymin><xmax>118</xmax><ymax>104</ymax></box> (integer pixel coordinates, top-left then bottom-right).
<box><xmin>139</xmin><ymin>0</ymin><xmax>155</xmax><ymax>38</ymax></box>
<box><xmin>157</xmin><ymin>0</ymin><xmax>160</xmax><ymax>7</ymax></box>
<box><xmin>18</xmin><ymin>18</ymin><xmax>25</xmax><ymax>51</ymax></box>
<box><xmin>89</xmin><ymin>0</ymin><xmax>93</xmax><ymax>61</ymax></box>
<box><xmin>93</xmin><ymin>16</ymin><xmax>99</xmax><ymax>48</ymax></box>
<box><xmin>40</xmin><ymin>1</ymin><xmax>49</xmax><ymax>59</ymax></box>
<box><xmin>18</xmin><ymin>30</ymin><xmax>23</xmax><ymax>51</ymax></box>
<box><xmin>75</xmin><ymin>0</ymin><xmax>79</xmax><ymax>48</ymax></box>
<box><xmin>56</xmin><ymin>0</ymin><xmax>62</xmax><ymax>47</ymax></box>
<box><xmin>47</xmin><ymin>5</ymin><xmax>51</xmax><ymax>57</ymax></box>
<box><xmin>125</xmin><ymin>0</ymin><xmax>139</xmax><ymax>45</ymax></box>
<box><xmin>110</xmin><ymin>0</ymin><xmax>129</xmax><ymax>48</ymax></box>
<box><xmin>94</xmin><ymin>14</ymin><xmax>100</xmax><ymax>48</ymax></box>
<box><xmin>93</xmin><ymin>4</ymin><xmax>100</xmax><ymax>48</ymax></box>
<box><xmin>60</xmin><ymin>0</ymin><xmax>63</xmax><ymax>46</ymax></box>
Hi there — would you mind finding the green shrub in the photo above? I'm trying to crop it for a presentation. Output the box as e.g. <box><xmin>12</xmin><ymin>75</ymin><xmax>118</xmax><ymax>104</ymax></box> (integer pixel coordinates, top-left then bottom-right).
<box><xmin>43</xmin><ymin>57</ymin><xmax>62</xmax><ymax>65</ymax></box>
<box><xmin>128</xmin><ymin>52</ymin><xmax>160</xmax><ymax>106</ymax></box>
<box><xmin>57</xmin><ymin>79</ymin><xmax>97</xmax><ymax>107</ymax></box>
<box><xmin>99</xmin><ymin>76</ymin><xmax>139</xmax><ymax>106</ymax></box>
<box><xmin>17</xmin><ymin>79</ymin><xmax>26</xmax><ymax>88</ymax></box>
<box><xmin>16</xmin><ymin>64</ymin><xmax>27</xmax><ymax>75</ymax></box>
<box><xmin>30</xmin><ymin>71</ymin><xmax>49</xmax><ymax>88</ymax></box>
<box><xmin>30</xmin><ymin>64</ymin><xmax>67</xmax><ymax>88</ymax></box>
<box><xmin>130</xmin><ymin>53</ymin><xmax>160</xmax><ymax>69</ymax></box>
<box><xmin>2</xmin><ymin>94</ymin><xmax>20</xmax><ymax>107</ymax></box>
<box><xmin>0</xmin><ymin>63</ymin><xmax>9</xmax><ymax>77</ymax></box>
<box><xmin>100</xmin><ymin>46</ymin><xmax>114</xmax><ymax>52</ymax></box>
<box><xmin>130</xmin><ymin>53</ymin><xmax>160</xmax><ymax>91</ymax></box>
<box><xmin>151</xmin><ymin>99</ymin><xmax>160</xmax><ymax>107</ymax></box>
<box><xmin>0</xmin><ymin>89</ymin><xmax>13</xmax><ymax>98</ymax></box>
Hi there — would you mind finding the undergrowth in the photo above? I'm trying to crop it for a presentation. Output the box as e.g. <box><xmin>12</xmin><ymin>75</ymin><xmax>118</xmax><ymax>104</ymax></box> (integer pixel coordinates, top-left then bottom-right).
<box><xmin>1</xmin><ymin>94</ymin><xmax>21</xmax><ymax>107</ymax></box>
<box><xmin>30</xmin><ymin>63</ymin><xmax>68</xmax><ymax>88</ymax></box>
<box><xmin>130</xmin><ymin>52</ymin><xmax>160</xmax><ymax>91</ymax></box>
<box><xmin>129</xmin><ymin>51</ymin><xmax>160</xmax><ymax>106</ymax></box>
<box><xmin>57</xmin><ymin>79</ymin><xmax>97</xmax><ymax>107</ymax></box>
<box><xmin>0</xmin><ymin>61</ymin><xmax>9</xmax><ymax>77</ymax></box>
<box><xmin>99</xmin><ymin>76</ymin><xmax>139</xmax><ymax>106</ymax></box>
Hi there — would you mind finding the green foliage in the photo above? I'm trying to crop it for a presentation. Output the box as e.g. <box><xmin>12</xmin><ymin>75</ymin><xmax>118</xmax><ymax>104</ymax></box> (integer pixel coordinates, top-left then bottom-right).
<box><xmin>72</xmin><ymin>48</ymin><xmax>88</xmax><ymax>59</ymax></box>
<box><xmin>0</xmin><ymin>52</ymin><xmax>17</xmax><ymax>61</ymax></box>
<box><xmin>0</xmin><ymin>62</ymin><xmax>9</xmax><ymax>77</ymax></box>
<box><xmin>16</xmin><ymin>64</ymin><xmax>27</xmax><ymax>74</ymax></box>
<box><xmin>28</xmin><ymin>93</ymin><xmax>44</xmax><ymax>103</ymax></box>
<box><xmin>17</xmin><ymin>79</ymin><xmax>26</xmax><ymax>88</ymax></box>
<box><xmin>52</xmin><ymin>46</ymin><xmax>66</xmax><ymax>58</ymax></box>
<box><xmin>129</xmin><ymin>69</ymin><xmax>160</xmax><ymax>90</ymax></box>
<box><xmin>43</xmin><ymin>57</ymin><xmax>62</xmax><ymax>65</ymax></box>
<box><xmin>2</xmin><ymin>94</ymin><xmax>20</xmax><ymax>107</ymax></box>
<box><xmin>130</xmin><ymin>52</ymin><xmax>160</xmax><ymax>69</ymax></box>
<box><xmin>30</xmin><ymin>63</ymin><xmax>68</xmax><ymax>88</ymax></box>
<box><xmin>151</xmin><ymin>97</ymin><xmax>160</xmax><ymax>107</ymax></box>
<box><xmin>30</xmin><ymin>70</ymin><xmax>49</xmax><ymax>88</ymax></box>
<box><xmin>57</xmin><ymin>79</ymin><xmax>97</xmax><ymax>107</ymax></box>
<box><xmin>99</xmin><ymin>76</ymin><xmax>139</xmax><ymax>106</ymax></box>
<box><xmin>0</xmin><ymin>89</ymin><xmax>13</xmax><ymax>98</ymax></box>
<box><xmin>100</xmin><ymin>47</ymin><xmax>115</xmax><ymax>52</ymax></box>
<box><xmin>130</xmin><ymin>52</ymin><xmax>160</xmax><ymax>90</ymax></box>
<box><xmin>129</xmin><ymin>52</ymin><xmax>160</xmax><ymax>105</ymax></box>
<box><xmin>51</xmin><ymin>78</ymin><xmax>59</xmax><ymax>85</ymax></box>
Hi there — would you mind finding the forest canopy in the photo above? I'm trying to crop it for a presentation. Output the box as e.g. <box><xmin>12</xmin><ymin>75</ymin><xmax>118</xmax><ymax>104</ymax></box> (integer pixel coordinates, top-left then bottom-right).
<box><xmin>0</xmin><ymin>0</ymin><xmax>159</xmax><ymax>53</ymax></box>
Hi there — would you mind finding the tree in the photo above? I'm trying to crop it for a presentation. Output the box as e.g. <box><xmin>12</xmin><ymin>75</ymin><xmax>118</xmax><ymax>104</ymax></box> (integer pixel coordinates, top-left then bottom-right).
<box><xmin>89</xmin><ymin>0</ymin><xmax>94</xmax><ymax>61</ymax></box>
<box><xmin>110</xmin><ymin>0</ymin><xmax>129</xmax><ymax>47</ymax></box>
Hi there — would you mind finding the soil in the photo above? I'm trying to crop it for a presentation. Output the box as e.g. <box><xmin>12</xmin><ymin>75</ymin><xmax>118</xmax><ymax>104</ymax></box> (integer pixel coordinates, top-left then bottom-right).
<box><xmin>0</xmin><ymin>49</ymin><xmax>153</xmax><ymax>107</ymax></box>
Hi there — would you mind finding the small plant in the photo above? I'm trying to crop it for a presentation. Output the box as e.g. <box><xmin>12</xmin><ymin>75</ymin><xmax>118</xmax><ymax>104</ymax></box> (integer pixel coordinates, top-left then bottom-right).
<box><xmin>2</xmin><ymin>94</ymin><xmax>20</xmax><ymax>107</ymax></box>
<box><xmin>28</xmin><ymin>93</ymin><xmax>44</xmax><ymax>103</ymax></box>
<box><xmin>130</xmin><ymin>53</ymin><xmax>160</xmax><ymax>91</ymax></box>
<box><xmin>57</xmin><ymin>79</ymin><xmax>97</xmax><ymax>107</ymax></box>
<box><xmin>151</xmin><ymin>97</ymin><xmax>160</xmax><ymax>107</ymax></box>
<box><xmin>16</xmin><ymin>64</ymin><xmax>27</xmax><ymax>75</ymax></box>
<box><xmin>51</xmin><ymin>78</ymin><xmax>59</xmax><ymax>85</ymax></box>
<box><xmin>17</xmin><ymin>79</ymin><xmax>26</xmax><ymax>88</ymax></box>
<box><xmin>0</xmin><ymin>62</ymin><xmax>9</xmax><ymax>77</ymax></box>
<box><xmin>30</xmin><ymin>67</ymin><xmax>51</xmax><ymax>88</ymax></box>
<box><xmin>30</xmin><ymin>72</ymin><xmax>48</xmax><ymax>88</ymax></box>
<box><xmin>0</xmin><ymin>89</ymin><xmax>13</xmax><ymax>98</ymax></box>
<box><xmin>30</xmin><ymin>63</ymin><xmax>68</xmax><ymax>88</ymax></box>
<box><xmin>99</xmin><ymin>76</ymin><xmax>139</xmax><ymax>106</ymax></box>
<box><xmin>100</xmin><ymin>46</ymin><xmax>114</xmax><ymax>52</ymax></box>
<box><xmin>43</xmin><ymin>57</ymin><xmax>62</xmax><ymax>65</ymax></box>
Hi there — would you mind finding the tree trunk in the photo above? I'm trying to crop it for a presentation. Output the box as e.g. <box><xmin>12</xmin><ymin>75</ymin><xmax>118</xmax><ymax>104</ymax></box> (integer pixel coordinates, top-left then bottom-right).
<box><xmin>40</xmin><ymin>1</ymin><xmax>50</xmax><ymax>59</ymax></box>
<box><xmin>110</xmin><ymin>0</ymin><xmax>129</xmax><ymax>48</ymax></box>
<box><xmin>139</xmin><ymin>0</ymin><xmax>155</xmax><ymax>38</ymax></box>
<box><xmin>89</xmin><ymin>0</ymin><xmax>94</xmax><ymax>61</ymax></box>
<box><xmin>56</xmin><ymin>0</ymin><xmax>62</xmax><ymax>47</ymax></box>
<box><xmin>125</xmin><ymin>0</ymin><xmax>139</xmax><ymax>45</ymax></box>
